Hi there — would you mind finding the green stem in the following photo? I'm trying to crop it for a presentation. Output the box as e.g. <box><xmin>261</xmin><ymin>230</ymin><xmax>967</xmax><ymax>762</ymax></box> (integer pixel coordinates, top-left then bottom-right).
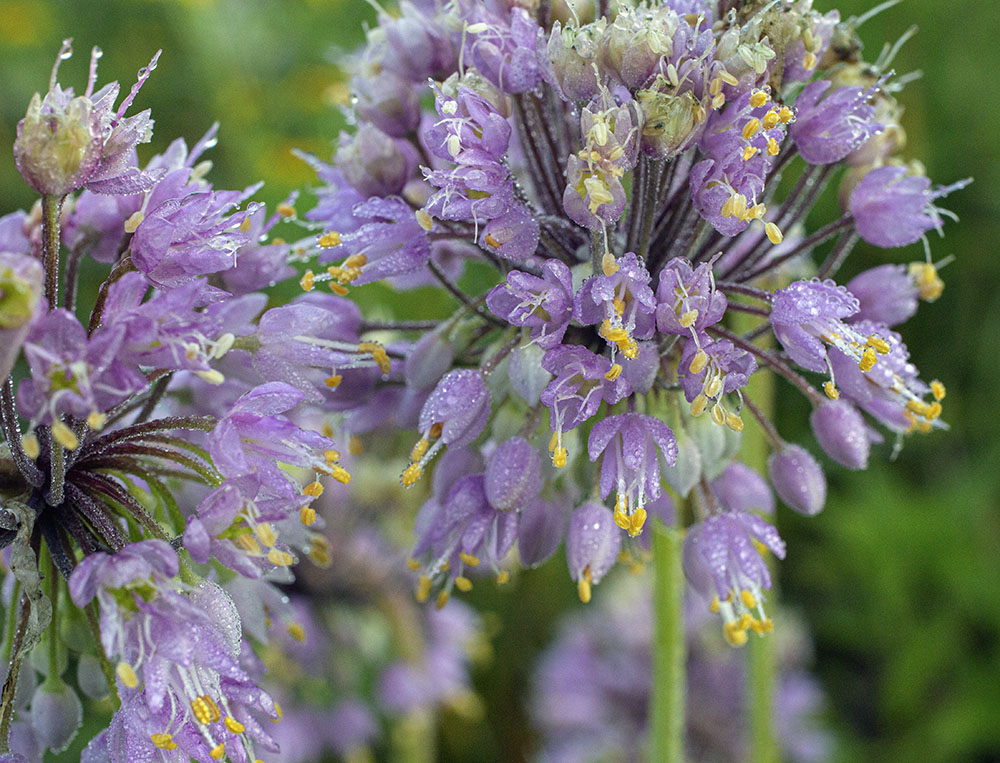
<box><xmin>0</xmin><ymin>592</ymin><xmax>30</xmax><ymax>753</ymax></box>
<box><xmin>650</xmin><ymin>513</ymin><xmax>686</xmax><ymax>763</ymax></box>
<box><xmin>41</xmin><ymin>194</ymin><xmax>62</xmax><ymax>307</ymax></box>
<box><xmin>44</xmin><ymin>549</ymin><xmax>61</xmax><ymax>690</ymax></box>
<box><xmin>83</xmin><ymin>603</ymin><xmax>116</xmax><ymax>697</ymax></box>
<box><xmin>735</xmin><ymin>312</ymin><xmax>779</xmax><ymax>763</ymax></box>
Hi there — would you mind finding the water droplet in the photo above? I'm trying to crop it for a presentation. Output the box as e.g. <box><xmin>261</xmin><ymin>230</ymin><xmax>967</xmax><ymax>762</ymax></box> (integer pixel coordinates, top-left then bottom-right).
<box><xmin>203</xmin><ymin>137</ymin><xmax>218</xmax><ymax>150</ymax></box>
<box><xmin>92</xmin><ymin>46</ymin><xmax>103</xmax><ymax>59</ymax></box>
<box><xmin>137</xmin><ymin>67</ymin><xmax>147</xmax><ymax>79</ymax></box>
<box><xmin>59</xmin><ymin>40</ymin><xmax>73</xmax><ymax>59</ymax></box>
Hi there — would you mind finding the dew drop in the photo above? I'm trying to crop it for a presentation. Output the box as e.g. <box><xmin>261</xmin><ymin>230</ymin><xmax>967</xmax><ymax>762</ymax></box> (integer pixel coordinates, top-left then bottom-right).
<box><xmin>92</xmin><ymin>45</ymin><xmax>103</xmax><ymax>59</ymax></box>
<box><xmin>59</xmin><ymin>39</ymin><xmax>73</xmax><ymax>59</ymax></box>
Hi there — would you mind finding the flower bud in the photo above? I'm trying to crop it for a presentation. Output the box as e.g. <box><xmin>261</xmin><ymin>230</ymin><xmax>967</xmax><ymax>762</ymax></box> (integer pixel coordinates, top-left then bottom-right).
<box><xmin>419</xmin><ymin>369</ymin><xmax>491</xmax><ymax>448</ymax></box>
<box><xmin>636</xmin><ymin>83</ymin><xmax>704</xmax><ymax>159</ymax></box>
<box><xmin>810</xmin><ymin>400</ymin><xmax>870</xmax><ymax>470</ymax></box>
<box><xmin>543</xmin><ymin>21</ymin><xmax>603</xmax><ymax>101</ymax></box>
<box><xmin>566</xmin><ymin>501</ymin><xmax>620</xmax><ymax>602</ymax></box>
<box><xmin>768</xmin><ymin>445</ymin><xmax>826</xmax><ymax>516</ymax></box>
<box><xmin>846</xmin><ymin>264</ymin><xmax>918</xmax><ymax>327</ymax></box>
<box><xmin>335</xmin><ymin>124</ymin><xmax>414</xmax><ymax>198</ymax></box>
<box><xmin>405</xmin><ymin>330</ymin><xmax>454</xmax><ymax>390</ymax></box>
<box><xmin>14</xmin><ymin>92</ymin><xmax>101</xmax><ymax>196</ymax></box>
<box><xmin>508</xmin><ymin>342</ymin><xmax>552</xmax><ymax>405</ymax></box>
<box><xmin>30</xmin><ymin>683</ymin><xmax>83</xmax><ymax>753</ymax></box>
<box><xmin>710</xmin><ymin>462</ymin><xmax>774</xmax><ymax>514</ymax></box>
<box><xmin>661</xmin><ymin>430</ymin><xmax>701</xmax><ymax>498</ymax></box>
<box><xmin>518</xmin><ymin>498</ymin><xmax>566</xmax><ymax>567</ymax></box>
<box><xmin>621</xmin><ymin>340</ymin><xmax>659</xmax><ymax>394</ymax></box>
<box><xmin>76</xmin><ymin>655</ymin><xmax>110</xmax><ymax>700</ymax></box>
<box><xmin>485</xmin><ymin>436</ymin><xmax>541</xmax><ymax>511</ymax></box>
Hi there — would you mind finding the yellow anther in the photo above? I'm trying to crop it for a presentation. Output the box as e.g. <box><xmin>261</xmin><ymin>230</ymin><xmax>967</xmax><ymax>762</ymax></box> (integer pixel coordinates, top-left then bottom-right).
<box><xmin>267</xmin><ymin>548</ymin><xmax>295</xmax><ymax>566</ymax></box>
<box><xmin>614</xmin><ymin>508</ymin><xmax>629</xmax><ymax>531</ymax></box>
<box><xmin>300</xmin><ymin>270</ymin><xmax>315</xmax><ymax>292</ymax></box>
<box><xmin>428</xmin><ymin>422</ymin><xmax>444</xmax><ymax>440</ymax></box>
<box><xmin>288</xmin><ymin>623</ymin><xmax>306</xmax><ymax>643</ymax></box>
<box><xmin>628</xmin><ymin>508</ymin><xmax>647</xmax><ymax>537</ymax></box>
<box><xmin>678</xmin><ymin>308</ymin><xmax>699</xmax><ymax>328</ymax></box>
<box><xmin>711</xmin><ymin>92</ymin><xmax>726</xmax><ymax>110</ymax></box>
<box><xmin>327</xmin><ymin>464</ymin><xmax>351</xmax><ymax>484</ymax></box>
<box><xmin>931</xmin><ymin>380</ymin><xmax>946</xmax><ymax>401</ymax></box>
<box><xmin>358</xmin><ymin>341</ymin><xmax>391</xmax><ymax>375</ymax></box>
<box><xmin>765</xmin><ymin>221</ymin><xmax>783</xmax><ymax>245</ymax></box>
<box><xmin>710</xmin><ymin>77</ymin><xmax>723</xmax><ymax>96</ymax></box>
<box><xmin>455</xmin><ymin>576</ymin><xmax>473</xmax><ymax>592</ymax></box>
<box><xmin>743</xmin><ymin>145</ymin><xmax>759</xmax><ymax>161</ymax></box>
<box><xmin>767</xmin><ymin>137</ymin><xmax>780</xmax><ymax>155</ymax></box>
<box><xmin>725</xmin><ymin>411</ymin><xmax>744</xmax><ymax>432</ymax></box>
<box><xmin>690</xmin><ymin>393</ymin><xmax>709</xmax><ymax>417</ymax></box>
<box><xmin>324</xmin><ymin>448</ymin><xmax>341</xmax><ymax>463</ymax></box>
<box><xmin>867</xmin><ymin>334</ymin><xmax>891</xmax><ymax>354</ymax></box>
<box><xmin>210</xmin><ymin>743</ymin><xmax>225</xmax><ymax>759</ymax></box>
<box><xmin>612</xmin><ymin>296</ymin><xmax>626</xmax><ymax>316</ymax></box>
<box><xmin>577</xmin><ymin>576</ymin><xmax>592</xmax><ymax>604</ymax></box>
<box><xmin>778</xmin><ymin>105</ymin><xmax>794</xmax><ymax>123</ymax></box>
<box><xmin>824</xmin><ymin>380</ymin><xmax>840</xmax><ymax>399</ymax></box>
<box><xmin>117</xmin><ymin>661</ymin><xmax>140</xmax><ymax>689</ymax></box>
<box><xmin>803</xmin><ymin>51</ymin><xmax>817</xmax><ymax>70</ymax></box>
<box><xmin>762</xmin><ymin>109</ymin><xmax>780</xmax><ymax>130</ymax></box>
<box><xmin>749</xmin><ymin>90</ymin><xmax>768</xmax><ymax>108</ymax></box>
<box><xmin>740</xmin><ymin>589</ymin><xmax>757</xmax><ymax>609</ymax></box>
<box><xmin>619</xmin><ymin>338</ymin><xmax>639</xmax><ymax>359</ymax></box>
<box><xmin>318</xmin><ymin>231</ymin><xmax>342</xmax><ymax>248</ymax></box>
<box><xmin>191</xmin><ymin>695</ymin><xmax>221</xmax><ymax>725</ymax></box>
<box><xmin>440</xmin><ymin>560</ymin><xmax>451</xmax><ymax>572</ymax></box>
<box><xmin>329</xmin><ymin>282</ymin><xmax>349</xmax><ymax>296</ymax></box>
<box><xmin>552</xmin><ymin>447</ymin><xmax>567</xmax><ymax>468</ymax></box>
<box><xmin>605</xmin><ymin>363</ymin><xmax>623</xmax><ymax>381</ymax></box>
<box><xmin>87</xmin><ymin>411</ymin><xmax>107</xmax><ymax>430</ymax></box>
<box><xmin>497</xmin><ymin>570</ymin><xmax>510</xmax><ymax>584</ymax></box>
<box><xmin>459</xmin><ymin>551</ymin><xmax>480</xmax><ymax>567</ymax></box>
<box><xmin>926</xmin><ymin>401</ymin><xmax>942</xmax><ymax>420</ymax></box>
<box><xmin>719</xmin><ymin>70</ymin><xmax>739</xmax><ymax>86</ymax></box>
<box><xmin>235</xmin><ymin>533</ymin><xmax>261</xmax><ymax>554</ymax></box>
<box><xmin>277</xmin><ymin>203</ymin><xmax>297</xmax><ymax>219</ymax></box>
<box><xmin>704</xmin><ymin>374</ymin><xmax>724</xmax><ymax>399</ymax></box>
<box><xmin>51</xmin><ymin>420</ymin><xmax>79</xmax><ymax>450</ymax></box>
<box><xmin>416</xmin><ymin>208</ymin><xmax>434</xmax><ymax>231</ymax></box>
<box><xmin>21</xmin><ymin>433</ymin><xmax>39</xmax><ymax>459</ymax></box>
<box><xmin>858</xmin><ymin>347</ymin><xmax>878</xmax><ymax>372</ymax></box>
<box><xmin>750</xmin><ymin>617</ymin><xmax>773</xmax><ymax>634</ymax></box>
<box><xmin>410</xmin><ymin>438</ymin><xmax>430</xmax><ymax>462</ymax></box>
<box><xmin>742</xmin><ymin>118</ymin><xmax>761</xmax><ymax>140</ymax></box>
<box><xmin>909</xmin><ymin>261</ymin><xmax>944</xmax><ymax>301</ymax></box>
<box><xmin>349</xmin><ymin>435</ymin><xmax>363</xmax><ymax>455</ymax></box>
<box><xmin>256</xmin><ymin>523</ymin><xmax>277</xmax><ymax>547</ymax></box>
<box><xmin>225</xmin><ymin>716</ymin><xmax>246</xmax><ymax>734</ymax></box>
<box><xmin>601</xmin><ymin>321</ymin><xmax>629</xmax><ymax>343</ymax></box>
<box><xmin>401</xmin><ymin>463</ymin><xmax>423</xmax><ymax>486</ymax></box>
<box><xmin>124</xmin><ymin>210</ymin><xmax>145</xmax><ymax>233</ymax></box>
<box><xmin>746</xmin><ymin>203</ymin><xmax>766</xmax><ymax>220</ymax></box>
<box><xmin>711</xmin><ymin>402</ymin><xmax>726</xmax><ymax>427</ymax></box>
<box><xmin>737</xmin><ymin>612</ymin><xmax>753</xmax><ymax>630</ymax></box>
<box><xmin>303</xmin><ymin>481</ymin><xmax>324</xmax><ymax>497</ymax></box>
<box><xmin>151</xmin><ymin>733</ymin><xmax>177</xmax><ymax>750</ymax></box>
<box><xmin>484</xmin><ymin>233</ymin><xmax>502</xmax><ymax>249</ymax></box>
<box><xmin>906</xmin><ymin>399</ymin><xmax>929</xmax><ymax>416</ymax></box>
<box><xmin>344</xmin><ymin>253</ymin><xmax>367</xmax><ymax>269</ymax></box>
<box><xmin>689</xmin><ymin>348</ymin><xmax>709</xmax><ymax>374</ymax></box>
<box><xmin>709</xmin><ymin>596</ymin><xmax>720</xmax><ymax>613</ymax></box>
<box><xmin>723</xmin><ymin>621</ymin><xmax>749</xmax><ymax>647</ymax></box>
<box><xmin>600</xmin><ymin>252</ymin><xmax>619</xmax><ymax>277</ymax></box>
<box><xmin>416</xmin><ymin>575</ymin><xmax>432</xmax><ymax>602</ymax></box>
<box><xmin>407</xmin><ymin>558</ymin><xmax>421</xmax><ymax>572</ymax></box>
<box><xmin>435</xmin><ymin>590</ymin><xmax>450</xmax><ymax>609</ymax></box>
<box><xmin>300</xmin><ymin>506</ymin><xmax>317</xmax><ymax>526</ymax></box>
<box><xmin>309</xmin><ymin>536</ymin><xmax>332</xmax><ymax>567</ymax></box>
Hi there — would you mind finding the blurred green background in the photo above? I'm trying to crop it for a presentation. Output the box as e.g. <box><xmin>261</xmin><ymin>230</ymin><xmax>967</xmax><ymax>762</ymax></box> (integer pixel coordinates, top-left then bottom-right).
<box><xmin>0</xmin><ymin>0</ymin><xmax>997</xmax><ymax>761</ymax></box>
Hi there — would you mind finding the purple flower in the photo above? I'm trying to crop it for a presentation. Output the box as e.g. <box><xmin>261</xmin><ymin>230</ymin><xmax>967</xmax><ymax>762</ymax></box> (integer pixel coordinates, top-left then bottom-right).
<box><xmin>588</xmin><ymin>413</ymin><xmax>678</xmax><ymax>537</ymax></box>
<box><xmin>770</xmin><ymin>278</ymin><xmax>890</xmax><ymax>383</ymax></box>
<box><xmin>373</xmin><ymin>1</ymin><xmax>456</xmax><ymax>82</ymax></box>
<box><xmin>402</xmin><ymin>370</ymin><xmax>490</xmax><ymax>487</ymax></box>
<box><xmin>849</xmin><ymin>166</ymin><xmax>970</xmax><ymax>248</ymax></box>
<box><xmin>683</xmin><ymin>512</ymin><xmax>786</xmax><ymax>646</ymax></box>
<box><xmin>677</xmin><ymin>337</ymin><xmax>756</xmax><ymax>429</ymax></box>
<box><xmin>459</xmin><ymin>4</ymin><xmax>542</xmax><ymax>94</ymax></box>
<box><xmin>789</xmin><ymin>79</ymin><xmax>882</xmax><ymax>165</ymax></box>
<box><xmin>540</xmin><ymin>345</ymin><xmax>631</xmax><ymax>467</ymax></box>
<box><xmin>845</xmin><ymin>263</ymin><xmax>921</xmax><ymax>327</ymax></box>
<box><xmin>655</xmin><ymin>256</ymin><xmax>727</xmax><ymax>337</ymax></box>
<box><xmin>486</xmin><ymin>260</ymin><xmax>574</xmax><ymax>349</ymax></box>
<box><xmin>540</xmin><ymin>20</ymin><xmax>603</xmax><ymax>102</ymax></box>
<box><xmin>69</xmin><ymin>542</ymin><xmax>278</xmax><ymax>761</ymax></box>
<box><xmin>221</xmin><ymin>202</ymin><xmax>296</xmax><ymax>296</ymax></box>
<box><xmin>14</xmin><ymin>43</ymin><xmax>162</xmax><ymax>197</ymax></box>
<box><xmin>425</xmin><ymin>86</ymin><xmax>512</xmax><ymax>165</ymax></box>
<box><xmin>478</xmin><ymin>203</ymin><xmax>539</xmax><ymax>262</ymax></box>
<box><xmin>575</xmin><ymin>252</ymin><xmax>657</xmax><ymax>360</ymax></box>
<box><xmin>566</xmin><ymin>501</ymin><xmax>621</xmax><ymax>603</ymax></box>
<box><xmin>18</xmin><ymin>309</ymin><xmax>146</xmax><ymax>436</ymax></box>
<box><xmin>210</xmin><ymin>381</ymin><xmax>350</xmax><ymax>489</ymax></box>
<box><xmin>517</xmin><ymin>498</ymin><xmax>566</xmax><ymax>568</ymax></box>
<box><xmin>827</xmin><ymin>319</ymin><xmax>942</xmax><ymax>433</ymax></box>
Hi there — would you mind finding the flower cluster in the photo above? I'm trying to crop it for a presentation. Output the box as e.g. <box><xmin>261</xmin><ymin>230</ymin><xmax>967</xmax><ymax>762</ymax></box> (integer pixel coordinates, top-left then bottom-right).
<box><xmin>291</xmin><ymin>0</ymin><xmax>966</xmax><ymax>649</ymax></box>
<box><xmin>0</xmin><ymin>43</ymin><xmax>357</xmax><ymax>762</ymax></box>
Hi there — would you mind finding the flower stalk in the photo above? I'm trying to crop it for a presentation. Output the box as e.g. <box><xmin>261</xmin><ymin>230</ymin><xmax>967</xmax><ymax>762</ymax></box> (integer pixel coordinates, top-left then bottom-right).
<box><xmin>650</xmin><ymin>510</ymin><xmax>686</xmax><ymax>763</ymax></box>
